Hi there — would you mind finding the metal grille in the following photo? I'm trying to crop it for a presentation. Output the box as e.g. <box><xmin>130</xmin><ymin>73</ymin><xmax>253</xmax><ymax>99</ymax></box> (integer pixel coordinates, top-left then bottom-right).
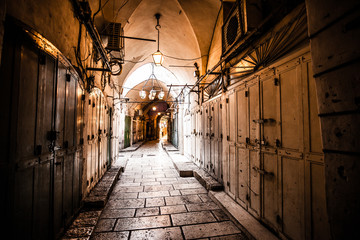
<box><xmin>105</xmin><ymin>22</ymin><xmax>124</xmax><ymax>51</ymax></box>
<box><xmin>222</xmin><ymin>2</ymin><xmax>243</xmax><ymax>54</ymax></box>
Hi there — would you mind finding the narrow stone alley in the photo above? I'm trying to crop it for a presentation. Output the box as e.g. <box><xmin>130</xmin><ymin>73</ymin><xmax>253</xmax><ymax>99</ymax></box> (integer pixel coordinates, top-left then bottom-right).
<box><xmin>91</xmin><ymin>140</ymin><xmax>248</xmax><ymax>240</ymax></box>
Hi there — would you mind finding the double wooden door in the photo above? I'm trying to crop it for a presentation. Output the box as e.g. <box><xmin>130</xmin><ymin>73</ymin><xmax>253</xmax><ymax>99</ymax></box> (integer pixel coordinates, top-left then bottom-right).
<box><xmin>0</xmin><ymin>24</ymin><xmax>83</xmax><ymax>239</ymax></box>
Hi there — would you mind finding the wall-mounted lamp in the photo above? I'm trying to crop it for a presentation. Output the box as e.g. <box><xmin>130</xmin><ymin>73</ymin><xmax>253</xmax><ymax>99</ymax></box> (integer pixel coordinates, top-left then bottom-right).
<box><xmin>152</xmin><ymin>13</ymin><xmax>164</xmax><ymax>66</ymax></box>
<box><xmin>194</xmin><ymin>62</ymin><xmax>200</xmax><ymax>78</ymax></box>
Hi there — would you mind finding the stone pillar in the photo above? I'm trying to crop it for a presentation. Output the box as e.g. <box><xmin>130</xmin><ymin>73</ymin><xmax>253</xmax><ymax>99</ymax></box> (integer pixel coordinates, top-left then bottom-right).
<box><xmin>306</xmin><ymin>0</ymin><xmax>360</xmax><ymax>238</ymax></box>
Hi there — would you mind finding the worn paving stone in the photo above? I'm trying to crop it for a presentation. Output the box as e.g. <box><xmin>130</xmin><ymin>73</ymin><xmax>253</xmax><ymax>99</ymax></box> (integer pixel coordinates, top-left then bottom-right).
<box><xmin>182</xmin><ymin>221</ymin><xmax>241</xmax><ymax>239</ymax></box>
<box><xmin>100</xmin><ymin>209</ymin><xmax>135</xmax><ymax>219</ymax></box>
<box><xmin>165</xmin><ymin>195</ymin><xmax>202</xmax><ymax>205</ymax></box>
<box><xmin>135</xmin><ymin>207</ymin><xmax>160</xmax><ymax>217</ymax></box>
<box><xmin>146</xmin><ymin>197</ymin><xmax>166</xmax><ymax>207</ymax></box>
<box><xmin>64</xmin><ymin>227</ymin><xmax>93</xmax><ymax>238</ymax></box>
<box><xmin>90</xmin><ymin>231</ymin><xmax>129</xmax><ymax>240</ymax></box>
<box><xmin>144</xmin><ymin>184</ymin><xmax>174</xmax><ymax>192</ymax></box>
<box><xmin>71</xmin><ymin>217</ymin><xmax>98</xmax><ymax>228</ymax></box>
<box><xmin>117</xmin><ymin>182</ymin><xmax>141</xmax><ymax>187</ymax></box>
<box><xmin>114</xmin><ymin>215</ymin><xmax>171</xmax><ymax>231</ymax></box>
<box><xmin>93</xmin><ymin>219</ymin><xmax>116</xmax><ymax>232</ymax></box>
<box><xmin>160</xmin><ymin>205</ymin><xmax>188</xmax><ymax>215</ymax></box>
<box><xmin>210</xmin><ymin>234</ymin><xmax>248</xmax><ymax>240</ymax></box>
<box><xmin>77</xmin><ymin>211</ymin><xmax>102</xmax><ymax>219</ymax></box>
<box><xmin>138</xmin><ymin>190</ymin><xmax>170</xmax><ymax>198</ymax></box>
<box><xmin>211</xmin><ymin>210</ymin><xmax>230</xmax><ymax>221</ymax></box>
<box><xmin>130</xmin><ymin>227</ymin><xmax>183</xmax><ymax>240</ymax></box>
<box><xmin>134</xmin><ymin>178</ymin><xmax>157</xmax><ymax>183</ymax></box>
<box><xmin>156</xmin><ymin>177</ymin><xmax>178</xmax><ymax>182</ymax></box>
<box><xmin>141</xmin><ymin>181</ymin><xmax>161</xmax><ymax>186</ymax></box>
<box><xmin>113</xmin><ymin>186</ymin><xmax>144</xmax><ymax>193</ymax></box>
<box><xmin>106</xmin><ymin>199</ymin><xmax>145</xmax><ymax>209</ymax></box>
<box><xmin>180</xmin><ymin>188</ymin><xmax>208</xmax><ymax>195</ymax></box>
<box><xmin>170</xmin><ymin>190</ymin><xmax>181</xmax><ymax>196</ymax></box>
<box><xmin>173</xmin><ymin>183</ymin><xmax>204</xmax><ymax>190</ymax></box>
<box><xmin>110</xmin><ymin>192</ymin><xmax>138</xmax><ymax>199</ymax></box>
<box><xmin>199</xmin><ymin>194</ymin><xmax>213</xmax><ymax>202</ymax></box>
<box><xmin>171</xmin><ymin>211</ymin><xmax>217</xmax><ymax>226</ymax></box>
<box><xmin>186</xmin><ymin>202</ymin><xmax>221</xmax><ymax>212</ymax></box>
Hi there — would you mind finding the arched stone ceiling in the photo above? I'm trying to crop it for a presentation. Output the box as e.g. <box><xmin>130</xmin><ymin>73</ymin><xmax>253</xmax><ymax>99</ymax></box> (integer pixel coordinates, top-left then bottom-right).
<box><xmin>90</xmin><ymin>0</ymin><xmax>221</xmax><ymax>97</ymax></box>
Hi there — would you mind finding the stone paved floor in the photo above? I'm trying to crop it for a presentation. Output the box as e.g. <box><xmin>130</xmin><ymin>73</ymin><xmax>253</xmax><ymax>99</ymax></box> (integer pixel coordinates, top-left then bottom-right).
<box><xmin>91</xmin><ymin>140</ymin><xmax>248</xmax><ymax>240</ymax></box>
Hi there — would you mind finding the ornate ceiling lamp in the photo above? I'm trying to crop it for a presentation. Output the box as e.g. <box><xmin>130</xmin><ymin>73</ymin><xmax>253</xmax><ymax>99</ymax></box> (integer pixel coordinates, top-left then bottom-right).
<box><xmin>139</xmin><ymin>63</ymin><xmax>165</xmax><ymax>100</ymax></box>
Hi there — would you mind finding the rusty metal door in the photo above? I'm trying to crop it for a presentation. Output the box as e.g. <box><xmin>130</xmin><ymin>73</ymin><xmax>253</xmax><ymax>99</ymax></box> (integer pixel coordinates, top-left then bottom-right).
<box><xmin>195</xmin><ymin>108</ymin><xmax>202</xmax><ymax>167</ymax></box>
<box><xmin>259</xmin><ymin>71</ymin><xmax>280</xmax><ymax>231</ymax></box>
<box><xmin>204</xmin><ymin>104</ymin><xmax>211</xmax><ymax>172</ymax></box>
<box><xmin>235</xmin><ymin>85</ymin><xmax>248</xmax><ymax>208</ymax></box>
<box><xmin>191</xmin><ymin>111</ymin><xmax>196</xmax><ymax>163</ymax></box>
<box><xmin>225</xmin><ymin>91</ymin><xmax>236</xmax><ymax>199</ymax></box>
<box><xmin>247</xmin><ymin>81</ymin><xmax>261</xmax><ymax>217</ymax></box>
<box><xmin>210</xmin><ymin>100</ymin><xmax>221</xmax><ymax>180</ymax></box>
<box><xmin>1</xmin><ymin>25</ymin><xmax>82</xmax><ymax>239</ymax></box>
<box><xmin>278</xmin><ymin>61</ymin><xmax>305</xmax><ymax>240</ymax></box>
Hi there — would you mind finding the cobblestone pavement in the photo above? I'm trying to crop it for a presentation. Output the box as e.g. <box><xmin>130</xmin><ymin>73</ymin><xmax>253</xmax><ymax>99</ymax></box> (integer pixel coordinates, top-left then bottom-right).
<box><xmin>91</xmin><ymin>140</ymin><xmax>248</xmax><ymax>240</ymax></box>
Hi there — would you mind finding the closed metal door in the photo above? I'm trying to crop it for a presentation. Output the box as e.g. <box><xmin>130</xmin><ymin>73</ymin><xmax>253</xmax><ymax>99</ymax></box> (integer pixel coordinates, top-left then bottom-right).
<box><xmin>247</xmin><ymin>81</ymin><xmax>261</xmax><ymax>217</ymax></box>
<box><xmin>278</xmin><ymin>63</ymin><xmax>305</xmax><ymax>240</ymax></box>
<box><xmin>236</xmin><ymin>86</ymin><xmax>248</xmax><ymax>207</ymax></box>
<box><xmin>226</xmin><ymin>91</ymin><xmax>236</xmax><ymax>198</ymax></box>
<box><xmin>260</xmin><ymin>73</ymin><xmax>280</xmax><ymax>230</ymax></box>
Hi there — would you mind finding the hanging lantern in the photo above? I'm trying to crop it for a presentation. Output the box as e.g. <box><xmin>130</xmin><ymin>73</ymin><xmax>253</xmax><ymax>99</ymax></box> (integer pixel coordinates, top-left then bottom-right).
<box><xmin>152</xmin><ymin>50</ymin><xmax>164</xmax><ymax>66</ymax></box>
<box><xmin>149</xmin><ymin>89</ymin><xmax>156</xmax><ymax>100</ymax></box>
<box><xmin>139</xmin><ymin>90</ymin><xmax>147</xmax><ymax>99</ymax></box>
<box><xmin>158</xmin><ymin>90</ymin><xmax>165</xmax><ymax>100</ymax></box>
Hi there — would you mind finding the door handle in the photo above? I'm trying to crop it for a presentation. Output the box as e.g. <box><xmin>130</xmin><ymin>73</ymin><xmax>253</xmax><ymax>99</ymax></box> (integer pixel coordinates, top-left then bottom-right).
<box><xmin>253</xmin><ymin>118</ymin><xmax>276</xmax><ymax>124</ymax></box>
<box><xmin>253</xmin><ymin>166</ymin><xmax>274</xmax><ymax>176</ymax></box>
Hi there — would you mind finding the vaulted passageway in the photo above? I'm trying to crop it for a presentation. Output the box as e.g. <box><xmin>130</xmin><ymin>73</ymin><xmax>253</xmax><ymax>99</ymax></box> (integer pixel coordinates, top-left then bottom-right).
<box><xmin>0</xmin><ymin>0</ymin><xmax>359</xmax><ymax>239</ymax></box>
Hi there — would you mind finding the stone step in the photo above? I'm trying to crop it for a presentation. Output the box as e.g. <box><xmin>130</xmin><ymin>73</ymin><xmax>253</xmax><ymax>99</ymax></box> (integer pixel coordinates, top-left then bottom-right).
<box><xmin>120</xmin><ymin>141</ymin><xmax>145</xmax><ymax>152</ymax></box>
<box><xmin>194</xmin><ymin>169</ymin><xmax>224</xmax><ymax>191</ymax></box>
<box><xmin>83</xmin><ymin>166</ymin><xmax>122</xmax><ymax>209</ymax></box>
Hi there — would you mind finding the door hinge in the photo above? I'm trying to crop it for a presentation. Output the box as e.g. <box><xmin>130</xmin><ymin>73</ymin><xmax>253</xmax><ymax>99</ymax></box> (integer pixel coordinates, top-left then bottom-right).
<box><xmin>212</xmin><ymin>106</ymin><xmax>214</xmax><ymax>111</ymax></box>
<box><xmin>220</xmin><ymin>133</ymin><xmax>223</xmax><ymax>139</ymax></box>
<box><xmin>80</xmin><ymin>138</ymin><xmax>84</xmax><ymax>145</ymax></box>
<box><xmin>39</xmin><ymin>53</ymin><xmax>46</xmax><ymax>65</ymax></box>
<box><xmin>227</xmin><ymin>181</ymin><xmax>230</xmax><ymax>187</ymax></box>
<box><xmin>245</xmin><ymin>91</ymin><xmax>249</xmax><ymax>97</ymax></box>
<box><xmin>274</xmin><ymin>78</ymin><xmax>279</xmax><ymax>86</ymax></box>
<box><xmin>226</xmin><ymin>98</ymin><xmax>229</xmax><ymax>103</ymax></box>
<box><xmin>47</xmin><ymin>131</ymin><xmax>59</xmax><ymax>141</ymax></box>
<box><xmin>35</xmin><ymin>145</ymin><xmax>42</xmax><ymax>155</ymax></box>
<box><xmin>276</xmin><ymin>139</ymin><xmax>281</xmax><ymax>147</ymax></box>
<box><xmin>66</xmin><ymin>73</ymin><xmax>71</xmax><ymax>82</ymax></box>
<box><xmin>81</xmin><ymin>94</ymin><xmax>86</xmax><ymax>101</ymax></box>
<box><xmin>88</xmin><ymin>99</ymin><xmax>91</xmax><ymax>105</ymax></box>
<box><xmin>246</xmin><ymin>137</ymin><xmax>250</xmax><ymax>144</ymax></box>
<box><xmin>220</xmin><ymin>104</ymin><xmax>222</xmax><ymax>109</ymax></box>
<box><xmin>246</xmin><ymin>194</ymin><xmax>250</xmax><ymax>201</ymax></box>
<box><xmin>227</xmin><ymin>135</ymin><xmax>230</xmax><ymax>141</ymax></box>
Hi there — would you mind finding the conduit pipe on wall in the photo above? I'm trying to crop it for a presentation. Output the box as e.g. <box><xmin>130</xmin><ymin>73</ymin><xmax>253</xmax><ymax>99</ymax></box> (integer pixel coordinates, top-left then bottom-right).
<box><xmin>71</xmin><ymin>0</ymin><xmax>111</xmax><ymax>71</ymax></box>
